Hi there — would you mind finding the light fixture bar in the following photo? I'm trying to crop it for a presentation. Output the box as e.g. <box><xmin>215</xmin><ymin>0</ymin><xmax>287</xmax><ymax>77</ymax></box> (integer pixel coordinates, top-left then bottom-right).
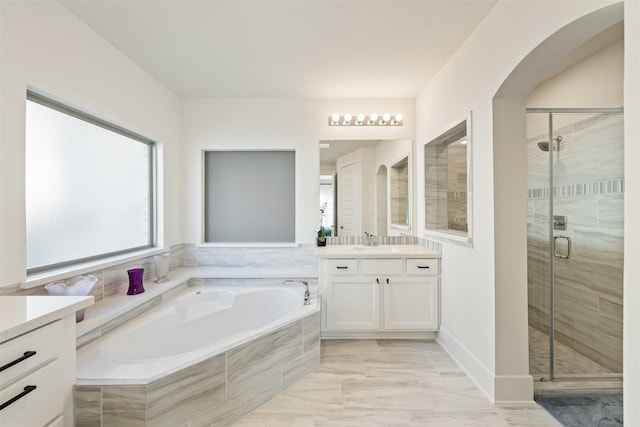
<box><xmin>328</xmin><ymin>113</ymin><xmax>403</xmax><ymax>126</ymax></box>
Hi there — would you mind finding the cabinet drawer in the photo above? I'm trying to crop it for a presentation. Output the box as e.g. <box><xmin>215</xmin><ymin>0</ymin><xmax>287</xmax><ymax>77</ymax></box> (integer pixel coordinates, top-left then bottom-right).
<box><xmin>0</xmin><ymin>321</ymin><xmax>63</xmax><ymax>387</ymax></box>
<box><xmin>406</xmin><ymin>259</ymin><xmax>439</xmax><ymax>275</ymax></box>
<box><xmin>361</xmin><ymin>259</ymin><xmax>402</xmax><ymax>275</ymax></box>
<box><xmin>327</xmin><ymin>259</ymin><xmax>358</xmax><ymax>275</ymax></box>
<box><xmin>0</xmin><ymin>358</ymin><xmax>64</xmax><ymax>427</ymax></box>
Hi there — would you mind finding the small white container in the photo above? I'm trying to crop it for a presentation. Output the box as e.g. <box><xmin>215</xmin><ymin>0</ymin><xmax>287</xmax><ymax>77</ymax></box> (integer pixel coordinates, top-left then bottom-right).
<box><xmin>44</xmin><ymin>275</ymin><xmax>98</xmax><ymax>322</ymax></box>
<box><xmin>154</xmin><ymin>253</ymin><xmax>171</xmax><ymax>283</ymax></box>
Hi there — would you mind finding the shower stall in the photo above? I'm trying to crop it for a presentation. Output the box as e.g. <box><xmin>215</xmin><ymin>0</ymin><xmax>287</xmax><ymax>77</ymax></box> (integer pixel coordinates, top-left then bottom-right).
<box><xmin>526</xmin><ymin>109</ymin><xmax>624</xmax><ymax>385</ymax></box>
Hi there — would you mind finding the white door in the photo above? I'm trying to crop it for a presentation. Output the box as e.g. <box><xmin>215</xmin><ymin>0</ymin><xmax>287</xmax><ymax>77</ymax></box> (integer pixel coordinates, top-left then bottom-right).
<box><xmin>383</xmin><ymin>277</ymin><xmax>438</xmax><ymax>330</ymax></box>
<box><xmin>337</xmin><ymin>161</ymin><xmax>360</xmax><ymax>236</ymax></box>
<box><xmin>326</xmin><ymin>277</ymin><xmax>380</xmax><ymax>330</ymax></box>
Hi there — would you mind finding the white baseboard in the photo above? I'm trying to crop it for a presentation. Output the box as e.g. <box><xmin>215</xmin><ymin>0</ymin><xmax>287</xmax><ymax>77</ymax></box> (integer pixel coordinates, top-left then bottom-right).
<box><xmin>321</xmin><ymin>330</ymin><xmax>437</xmax><ymax>340</ymax></box>
<box><xmin>437</xmin><ymin>326</ymin><xmax>533</xmax><ymax>403</ymax></box>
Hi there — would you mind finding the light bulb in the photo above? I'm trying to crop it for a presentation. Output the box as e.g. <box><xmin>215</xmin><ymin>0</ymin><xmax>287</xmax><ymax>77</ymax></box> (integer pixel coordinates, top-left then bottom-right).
<box><xmin>331</xmin><ymin>113</ymin><xmax>340</xmax><ymax>123</ymax></box>
<box><xmin>344</xmin><ymin>114</ymin><xmax>352</xmax><ymax>124</ymax></box>
<box><xmin>382</xmin><ymin>113</ymin><xmax>391</xmax><ymax>122</ymax></box>
<box><xmin>356</xmin><ymin>113</ymin><xmax>365</xmax><ymax>124</ymax></box>
<box><xmin>394</xmin><ymin>113</ymin><xmax>403</xmax><ymax>122</ymax></box>
<box><xmin>369</xmin><ymin>113</ymin><xmax>378</xmax><ymax>124</ymax></box>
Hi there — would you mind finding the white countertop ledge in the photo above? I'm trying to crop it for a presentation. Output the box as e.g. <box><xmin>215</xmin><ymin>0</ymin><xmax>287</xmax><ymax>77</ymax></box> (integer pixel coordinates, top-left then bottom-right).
<box><xmin>315</xmin><ymin>244</ymin><xmax>441</xmax><ymax>258</ymax></box>
<box><xmin>0</xmin><ymin>295</ymin><xmax>94</xmax><ymax>342</ymax></box>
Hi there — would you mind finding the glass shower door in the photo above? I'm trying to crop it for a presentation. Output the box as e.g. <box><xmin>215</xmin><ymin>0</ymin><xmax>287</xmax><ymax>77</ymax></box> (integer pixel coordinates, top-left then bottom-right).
<box><xmin>527</xmin><ymin>109</ymin><xmax>624</xmax><ymax>382</ymax></box>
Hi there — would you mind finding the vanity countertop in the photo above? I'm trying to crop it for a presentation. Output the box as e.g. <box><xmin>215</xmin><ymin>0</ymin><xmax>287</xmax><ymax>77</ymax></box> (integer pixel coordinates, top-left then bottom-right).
<box><xmin>315</xmin><ymin>244</ymin><xmax>441</xmax><ymax>259</ymax></box>
<box><xmin>0</xmin><ymin>295</ymin><xmax>94</xmax><ymax>342</ymax></box>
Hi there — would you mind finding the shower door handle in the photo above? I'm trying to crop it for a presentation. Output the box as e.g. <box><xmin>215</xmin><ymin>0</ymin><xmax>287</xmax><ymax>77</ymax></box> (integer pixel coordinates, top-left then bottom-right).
<box><xmin>553</xmin><ymin>235</ymin><xmax>572</xmax><ymax>259</ymax></box>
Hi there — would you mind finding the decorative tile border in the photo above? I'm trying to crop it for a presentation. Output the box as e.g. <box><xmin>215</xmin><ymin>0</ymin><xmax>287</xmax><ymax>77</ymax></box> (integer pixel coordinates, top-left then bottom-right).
<box><xmin>326</xmin><ymin>235</ymin><xmax>417</xmax><ymax>246</ymax></box>
<box><xmin>528</xmin><ymin>179</ymin><xmax>624</xmax><ymax>200</ymax></box>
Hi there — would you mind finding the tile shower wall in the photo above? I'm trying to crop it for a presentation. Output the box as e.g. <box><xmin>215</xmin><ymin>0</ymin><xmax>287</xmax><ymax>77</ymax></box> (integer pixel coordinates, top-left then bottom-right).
<box><xmin>527</xmin><ymin>113</ymin><xmax>623</xmax><ymax>373</ymax></box>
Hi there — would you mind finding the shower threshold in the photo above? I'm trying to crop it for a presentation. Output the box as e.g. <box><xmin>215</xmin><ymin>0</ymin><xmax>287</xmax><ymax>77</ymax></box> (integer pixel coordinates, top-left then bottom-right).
<box><xmin>534</xmin><ymin>376</ymin><xmax>622</xmax><ymax>395</ymax></box>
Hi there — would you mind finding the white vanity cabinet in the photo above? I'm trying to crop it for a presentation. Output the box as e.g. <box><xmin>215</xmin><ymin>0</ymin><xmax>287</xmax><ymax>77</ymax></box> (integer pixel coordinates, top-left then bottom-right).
<box><xmin>0</xmin><ymin>296</ymin><xmax>93</xmax><ymax>427</ymax></box>
<box><xmin>317</xmin><ymin>246</ymin><xmax>440</xmax><ymax>338</ymax></box>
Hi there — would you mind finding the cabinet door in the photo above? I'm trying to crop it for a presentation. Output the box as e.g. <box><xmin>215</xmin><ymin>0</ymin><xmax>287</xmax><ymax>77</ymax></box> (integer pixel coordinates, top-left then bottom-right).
<box><xmin>383</xmin><ymin>277</ymin><xmax>438</xmax><ymax>330</ymax></box>
<box><xmin>326</xmin><ymin>277</ymin><xmax>380</xmax><ymax>330</ymax></box>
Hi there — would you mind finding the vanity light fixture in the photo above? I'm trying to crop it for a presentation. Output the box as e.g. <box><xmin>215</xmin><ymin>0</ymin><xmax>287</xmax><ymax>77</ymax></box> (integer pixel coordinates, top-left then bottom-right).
<box><xmin>328</xmin><ymin>112</ymin><xmax>403</xmax><ymax>126</ymax></box>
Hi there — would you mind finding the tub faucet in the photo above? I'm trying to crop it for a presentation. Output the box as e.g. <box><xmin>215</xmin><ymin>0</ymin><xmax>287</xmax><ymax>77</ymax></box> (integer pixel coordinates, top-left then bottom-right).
<box><xmin>283</xmin><ymin>280</ymin><xmax>311</xmax><ymax>305</ymax></box>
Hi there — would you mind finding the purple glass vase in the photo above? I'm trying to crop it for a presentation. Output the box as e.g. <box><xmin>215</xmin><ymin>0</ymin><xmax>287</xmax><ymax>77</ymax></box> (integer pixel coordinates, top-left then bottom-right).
<box><xmin>127</xmin><ymin>268</ymin><xmax>145</xmax><ymax>295</ymax></box>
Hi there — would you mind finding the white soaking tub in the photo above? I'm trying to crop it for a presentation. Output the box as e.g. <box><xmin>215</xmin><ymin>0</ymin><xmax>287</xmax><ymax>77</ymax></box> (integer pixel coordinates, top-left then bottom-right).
<box><xmin>76</xmin><ymin>284</ymin><xmax>318</xmax><ymax>385</ymax></box>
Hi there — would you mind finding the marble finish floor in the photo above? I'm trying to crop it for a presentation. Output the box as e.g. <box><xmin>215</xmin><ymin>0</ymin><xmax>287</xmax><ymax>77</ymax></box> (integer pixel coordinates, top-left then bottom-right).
<box><xmin>235</xmin><ymin>339</ymin><xmax>561</xmax><ymax>426</ymax></box>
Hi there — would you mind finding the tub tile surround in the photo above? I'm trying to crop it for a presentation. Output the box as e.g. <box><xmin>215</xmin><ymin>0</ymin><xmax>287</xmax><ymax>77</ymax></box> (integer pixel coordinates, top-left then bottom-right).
<box><xmin>75</xmin><ymin>310</ymin><xmax>321</xmax><ymax>427</ymax></box>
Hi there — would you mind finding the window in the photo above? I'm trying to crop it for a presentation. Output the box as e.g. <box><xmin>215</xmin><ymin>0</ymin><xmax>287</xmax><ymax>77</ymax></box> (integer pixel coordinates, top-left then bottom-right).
<box><xmin>424</xmin><ymin>116</ymin><xmax>472</xmax><ymax>240</ymax></box>
<box><xmin>204</xmin><ymin>150</ymin><xmax>295</xmax><ymax>243</ymax></box>
<box><xmin>26</xmin><ymin>91</ymin><xmax>155</xmax><ymax>274</ymax></box>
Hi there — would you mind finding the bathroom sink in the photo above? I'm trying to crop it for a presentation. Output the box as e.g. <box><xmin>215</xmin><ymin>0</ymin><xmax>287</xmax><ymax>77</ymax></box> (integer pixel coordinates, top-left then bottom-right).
<box><xmin>354</xmin><ymin>246</ymin><xmax>401</xmax><ymax>253</ymax></box>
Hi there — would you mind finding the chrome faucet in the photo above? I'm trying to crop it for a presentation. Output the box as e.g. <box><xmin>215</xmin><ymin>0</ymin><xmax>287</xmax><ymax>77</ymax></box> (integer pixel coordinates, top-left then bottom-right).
<box><xmin>364</xmin><ymin>232</ymin><xmax>379</xmax><ymax>246</ymax></box>
<box><xmin>283</xmin><ymin>280</ymin><xmax>311</xmax><ymax>305</ymax></box>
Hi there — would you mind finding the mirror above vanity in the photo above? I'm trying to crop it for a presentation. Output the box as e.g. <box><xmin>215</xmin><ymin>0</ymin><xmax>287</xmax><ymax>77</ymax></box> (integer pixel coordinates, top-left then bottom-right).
<box><xmin>319</xmin><ymin>139</ymin><xmax>412</xmax><ymax>238</ymax></box>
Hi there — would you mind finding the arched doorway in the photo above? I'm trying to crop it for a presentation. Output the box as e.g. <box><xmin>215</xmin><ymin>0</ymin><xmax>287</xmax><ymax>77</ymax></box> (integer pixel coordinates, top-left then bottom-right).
<box><xmin>492</xmin><ymin>2</ymin><xmax>623</xmax><ymax>395</ymax></box>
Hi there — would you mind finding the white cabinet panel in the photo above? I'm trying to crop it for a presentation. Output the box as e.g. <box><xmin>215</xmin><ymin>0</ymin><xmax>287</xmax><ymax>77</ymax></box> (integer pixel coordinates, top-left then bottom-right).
<box><xmin>320</xmin><ymin>256</ymin><xmax>440</xmax><ymax>336</ymax></box>
<box><xmin>406</xmin><ymin>259</ymin><xmax>439</xmax><ymax>275</ymax></box>
<box><xmin>326</xmin><ymin>259</ymin><xmax>357</xmax><ymax>275</ymax></box>
<box><xmin>383</xmin><ymin>277</ymin><xmax>438</xmax><ymax>330</ymax></box>
<box><xmin>0</xmin><ymin>358</ymin><xmax>64</xmax><ymax>427</ymax></box>
<box><xmin>360</xmin><ymin>259</ymin><xmax>402</xmax><ymax>275</ymax></box>
<box><xmin>0</xmin><ymin>315</ymin><xmax>76</xmax><ymax>427</ymax></box>
<box><xmin>0</xmin><ymin>320</ymin><xmax>62</xmax><ymax>387</ymax></box>
<box><xmin>326</xmin><ymin>278</ymin><xmax>380</xmax><ymax>330</ymax></box>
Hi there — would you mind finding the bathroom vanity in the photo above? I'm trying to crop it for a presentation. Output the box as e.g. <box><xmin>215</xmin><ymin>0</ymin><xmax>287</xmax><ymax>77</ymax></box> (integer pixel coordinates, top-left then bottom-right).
<box><xmin>0</xmin><ymin>296</ymin><xmax>93</xmax><ymax>427</ymax></box>
<box><xmin>316</xmin><ymin>245</ymin><xmax>440</xmax><ymax>338</ymax></box>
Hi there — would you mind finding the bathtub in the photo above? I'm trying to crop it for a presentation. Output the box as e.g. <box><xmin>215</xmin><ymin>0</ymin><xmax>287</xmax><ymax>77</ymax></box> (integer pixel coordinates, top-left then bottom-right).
<box><xmin>76</xmin><ymin>284</ymin><xmax>319</xmax><ymax>384</ymax></box>
<box><xmin>75</xmin><ymin>283</ymin><xmax>320</xmax><ymax>426</ymax></box>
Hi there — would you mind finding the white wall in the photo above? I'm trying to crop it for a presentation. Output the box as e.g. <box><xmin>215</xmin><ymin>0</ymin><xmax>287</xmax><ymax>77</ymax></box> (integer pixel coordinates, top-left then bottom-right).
<box><xmin>527</xmin><ymin>39</ymin><xmax>623</xmax><ymax>109</ymax></box>
<box><xmin>0</xmin><ymin>2</ymin><xmax>182</xmax><ymax>286</ymax></box>
<box><xmin>180</xmin><ymin>98</ymin><xmax>415</xmax><ymax>244</ymax></box>
<box><xmin>526</xmin><ymin>38</ymin><xmax>623</xmax><ymax>138</ymax></box>
<box><xmin>624</xmin><ymin>1</ymin><xmax>640</xmax><ymax>423</ymax></box>
<box><xmin>415</xmin><ymin>0</ymin><xmax>624</xmax><ymax>402</ymax></box>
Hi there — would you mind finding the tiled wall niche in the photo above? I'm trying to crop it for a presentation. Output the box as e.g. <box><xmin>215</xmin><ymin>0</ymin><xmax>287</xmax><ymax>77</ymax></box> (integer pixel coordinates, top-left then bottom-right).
<box><xmin>424</xmin><ymin>119</ymin><xmax>469</xmax><ymax>234</ymax></box>
<box><xmin>527</xmin><ymin>112</ymin><xmax>624</xmax><ymax>373</ymax></box>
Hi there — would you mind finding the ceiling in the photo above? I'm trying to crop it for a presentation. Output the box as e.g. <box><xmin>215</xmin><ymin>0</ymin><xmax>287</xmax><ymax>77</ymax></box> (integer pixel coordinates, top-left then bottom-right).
<box><xmin>61</xmin><ymin>0</ymin><xmax>498</xmax><ymax>99</ymax></box>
